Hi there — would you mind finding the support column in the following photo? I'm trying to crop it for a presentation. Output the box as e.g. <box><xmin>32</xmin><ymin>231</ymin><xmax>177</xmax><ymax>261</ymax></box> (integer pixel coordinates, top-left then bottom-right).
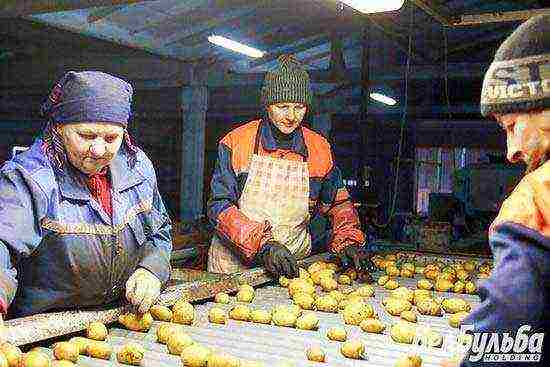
<box><xmin>311</xmin><ymin>96</ymin><xmax>333</xmax><ymax>138</ymax></box>
<box><xmin>180</xmin><ymin>85</ymin><xmax>208</xmax><ymax>230</ymax></box>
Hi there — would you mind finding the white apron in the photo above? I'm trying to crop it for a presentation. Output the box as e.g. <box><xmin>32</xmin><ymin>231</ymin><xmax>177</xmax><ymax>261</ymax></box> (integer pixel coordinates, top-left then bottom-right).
<box><xmin>208</xmin><ymin>127</ymin><xmax>311</xmax><ymax>273</ymax></box>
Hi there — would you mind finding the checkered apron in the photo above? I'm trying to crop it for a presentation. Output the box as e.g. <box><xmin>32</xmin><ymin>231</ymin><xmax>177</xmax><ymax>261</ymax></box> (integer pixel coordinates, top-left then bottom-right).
<box><xmin>208</xmin><ymin>127</ymin><xmax>311</xmax><ymax>273</ymax></box>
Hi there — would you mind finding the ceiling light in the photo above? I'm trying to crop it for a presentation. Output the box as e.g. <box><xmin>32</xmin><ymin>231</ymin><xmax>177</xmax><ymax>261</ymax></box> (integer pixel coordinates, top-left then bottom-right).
<box><xmin>339</xmin><ymin>0</ymin><xmax>405</xmax><ymax>13</ymax></box>
<box><xmin>370</xmin><ymin>92</ymin><xmax>398</xmax><ymax>106</ymax></box>
<box><xmin>208</xmin><ymin>35</ymin><xmax>265</xmax><ymax>58</ymax></box>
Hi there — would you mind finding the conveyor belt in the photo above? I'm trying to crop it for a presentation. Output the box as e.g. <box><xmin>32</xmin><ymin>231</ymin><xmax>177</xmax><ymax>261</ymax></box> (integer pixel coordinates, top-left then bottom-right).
<box><xmin>34</xmin><ymin>267</ymin><xmax>481</xmax><ymax>366</ymax></box>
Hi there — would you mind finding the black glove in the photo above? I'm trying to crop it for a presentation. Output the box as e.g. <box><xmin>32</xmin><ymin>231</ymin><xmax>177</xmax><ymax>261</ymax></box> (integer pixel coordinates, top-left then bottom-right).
<box><xmin>257</xmin><ymin>241</ymin><xmax>299</xmax><ymax>278</ymax></box>
<box><xmin>338</xmin><ymin>245</ymin><xmax>376</xmax><ymax>273</ymax></box>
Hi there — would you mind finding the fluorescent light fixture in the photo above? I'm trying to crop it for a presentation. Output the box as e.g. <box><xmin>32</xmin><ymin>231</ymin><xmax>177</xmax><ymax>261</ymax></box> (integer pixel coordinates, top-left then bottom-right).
<box><xmin>208</xmin><ymin>35</ymin><xmax>265</xmax><ymax>58</ymax></box>
<box><xmin>340</xmin><ymin>0</ymin><xmax>405</xmax><ymax>13</ymax></box>
<box><xmin>370</xmin><ymin>92</ymin><xmax>398</xmax><ymax>106</ymax></box>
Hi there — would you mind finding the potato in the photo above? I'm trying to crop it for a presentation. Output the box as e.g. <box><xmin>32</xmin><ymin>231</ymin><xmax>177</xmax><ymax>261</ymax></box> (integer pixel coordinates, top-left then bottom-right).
<box><xmin>394</xmin><ymin>354</ymin><xmax>422</xmax><ymax>367</ymax></box>
<box><xmin>167</xmin><ymin>333</ymin><xmax>194</xmax><ymax>355</ymax></box>
<box><xmin>311</xmin><ymin>269</ymin><xmax>335</xmax><ymax>285</ymax></box>
<box><xmin>305</xmin><ymin>346</ymin><xmax>325</xmax><ymax>362</ymax></box>
<box><xmin>326</xmin><ymin>327</ymin><xmax>347</xmax><ymax>341</ymax></box>
<box><xmin>419</xmin><ymin>329</ymin><xmax>443</xmax><ymax>348</ymax></box>
<box><xmin>390</xmin><ymin>322</ymin><xmax>416</xmax><ymax>344</ymax></box>
<box><xmin>118</xmin><ymin>312</ymin><xmax>154</xmax><ymax>331</ymax></box>
<box><xmin>453</xmin><ymin>281</ymin><xmax>465</xmax><ymax>293</ymax></box>
<box><xmin>439</xmin><ymin>271</ymin><xmax>457</xmax><ymax>284</ymax></box>
<box><xmin>391</xmin><ymin>287</ymin><xmax>414</xmax><ymax>303</ymax></box>
<box><xmin>412</xmin><ymin>290</ymin><xmax>432</xmax><ymax>306</ymax></box>
<box><xmin>464</xmin><ymin>281</ymin><xmax>477</xmax><ymax>294</ymax></box>
<box><xmin>384</xmin><ymin>298</ymin><xmax>412</xmax><ymax>316</ymax></box>
<box><xmin>273</xmin><ymin>305</ymin><xmax>301</xmax><ymax>317</ymax></box>
<box><xmin>52</xmin><ymin>342</ymin><xmax>79</xmax><ymax>362</ymax></box>
<box><xmin>463</xmin><ymin>261</ymin><xmax>477</xmax><ymax>272</ymax></box>
<box><xmin>424</xmin><ymin>269</ymin><xmax>440</xmax><ymax>280</ymax></box>
<box><xmin>355</xmin><ymin>285</ymin><xmax>375</xmax><ymax>298</ymax></box>
<box><xmin>360</xmin><ymin>318</ymin><xmax>385</xmax><ymax>334</ymax></box>
<box><xmin>150</xmin><ymin>305</ymin><xmax>173</xmax><ymax>322</ymax></box>
<box><xmin>236</xmin><ymin>289</ymin><xmax>254</xmax><ymax>303</ymax></box>
<box><xmin>229</xmin><ymin>305</ymin><xmax>251</xmax><ymax>322</ymax></box>
<box><xmin>272</xmin><ymin>309</ymin><xmax>297</xmax><ymax>327</ymax></box>
<box><xmin>386</xmin><ymin>266</ymin><xmax>400</xmax><ymax>277</ymax></box>
<box><xmin>344</xmin><ymin>268</ymin><xmax>357</xmax><ymax>281</ymax></box>
<box><xmin>340</xmin><ymin>340</ymin><xmax>364</xmax><ymax>359</ymax></box>
<box><xmin>442</xmin><ymin>298</ymin><xmax>471</xmax><ymax>314</ymax></box>
<box><xmin>400</xmin><ymin>269</ymin><xmax>414</xmax><ymax>278</ymax></box>
<box><xmin>338</xmin><ymin>274</ymin><xmax>352</xmax><ymax>285</ymax></box>
<box><xmin>238</xmin><ymin>284</ymin><xmax>254</xmax><ymax>293</ymax></box>
<box><xmin>214</xmin><ymin>292</ymin><xmax>230</xmax><ymax>304</ymax></box>
<box><xmin>288</xmin><ymin>279</ymin><xmax>315</xmax><ymax>297</ymax></box>
<box><xmin>434</xmin><ymin>278</ymin><xmax>453</xmax><ymax>292</ymax></box>
<box><xmin>414</xmin><ymin>266</ymin><xmax>425</xmax><ymax>275</ymax></box>
<box><xmin>342</xmin><ymin>302</ymin><xmax>375</xmax><ymax>325</ymax></box>
<box><xmin>172</xmin><ymin>301</ymin><xmax>195</xmax><ymax>325</ymax></box>
<box><xmin>296</xmin><ymin>313</ymin><xmax>319</xmax><ymax>330</ymax></box>
<box><xmin>278</xmin><ymin>276</ymin><xmax>290</xmax><ymax>287</ymax></box>
<box><xmin>68</xmin><ymin>337</ymin><xmax>90</xmax><ymax>356</ymax></box>
<box><xmin>328</xmin><ymin>290</ymin><xmax>346</xmax><ymax>303</ymax></box>
<box><xmin>207</xmin><ymin>353</ymin><xmax>240</xmax><ymax>367</ymax></box>
<box><xmin>377</xmin><ymin>275</ymin><xmax>390</xmax><ymax>286</ymax></box>
<box><xmin>449</xmin><ymin>311</ymin><xmax>470</xmax><ymax>328</ymax></box>
<box><xmin>208</xmin><ymin>307</ymin><xmax>227</xmax><ymax>324</ymax></box>
<box><xmin>315</xmin><ymin>295</ymin><xmax>338</xmax><ymax>313</ymax></box>
<box><xmin>116</xmin><ymin>343</ymin><xmax>145</xmax><ymax>366</ymax></box>
<box><xmin>19</xmin><ymin>352</ymin><xmax>50</xmax><ymax>367</ymax></box>
<box><xmin>307</xmin><ymin>261</ymin><xmax>328</xmax><ymax>274</ymax></box>
<box><xmin>456</xmin><ymin>270</ymin><xmax>470</xmax><ymax>281</ymax></box>
<box><xmin>416</xmin><ymin>279</ymin><xmax>433</xmax><ymax>290</ymax></box>
<box><xmin>250</xmin><ymin>309</ymin><xmax>272</xmax><ymax>324</ymax></box>
<box><xmin>416</xmin><ymin>298</ymin><xmax>442</xmax><ymax>316</ymax></box>
<box><xmin>86</xmin><ymin>341</ymin><xmax>112</xmax><ymax>360</ymax></box>
<box><xmin>0</xmin><ymin>342</ymin><xmax>22</xmax><ymax>367</ymax></box>
<box><xmin>384</xmin><ymin>280</ymin><xmax>399</xmax><ymax>290</ymax></box>
<box><xmin>86</xmin><ymin>321</ymin><xmax>108</xmax><ymax>341</ymax></box>
<box><xmin>156</xmin><ymin>323</ymin><xmax>179</xmax><ymax>344</ymax></box>
<box><xmin>319</xmin><ymin>276</ymin><xmax>338</xmax><ymax>292</ymax></box>
<box><xmin>293</xmin><ymin>292</ymin><xmax>315</xmax><ymax>310</ymax></box>
<box><xmin>400</xmin><ymin>310</ymin><xmax>417</xmax><ymax>323</ymax></box>
<box><xmin>180</xmin><ymin>344</ymin><xmax>211</xmax><ymax>367</ymax></box>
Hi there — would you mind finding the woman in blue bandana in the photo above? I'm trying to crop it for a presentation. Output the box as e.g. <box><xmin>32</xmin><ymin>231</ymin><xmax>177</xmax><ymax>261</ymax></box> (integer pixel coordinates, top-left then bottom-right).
<box><xmin>0</xmin><ymin>71</ymin><xmax>172</xmax><ymax>326</ymax></box>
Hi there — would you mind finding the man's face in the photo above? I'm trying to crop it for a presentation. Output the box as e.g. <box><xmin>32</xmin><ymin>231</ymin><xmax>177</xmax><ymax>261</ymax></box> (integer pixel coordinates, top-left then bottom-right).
<box><xmin>496</xmin><ymin>111</ymin><xmax>550</xmax><ymax>173</ymax></box>
<box><xmin>57</xmin><ymin>122</ymin><xmax>124</xmax><ymax>175</ymax></box>
<box><xmin>267</xmin><ymin>102</ymin><xmax>307</xmax><ymax>134</ymax></box>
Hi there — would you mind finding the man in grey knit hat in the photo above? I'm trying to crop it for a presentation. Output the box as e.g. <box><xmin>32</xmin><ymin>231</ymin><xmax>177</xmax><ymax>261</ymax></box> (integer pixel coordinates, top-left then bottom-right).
<box><xmin>207</xmin><ymin>55</ymin><xmax>374</xmax><ymax>277</ymax></box>
<box><xmin>442</xmin><ymin>15</ymin><xmax>550</xmax><ymax>367</ymax></box>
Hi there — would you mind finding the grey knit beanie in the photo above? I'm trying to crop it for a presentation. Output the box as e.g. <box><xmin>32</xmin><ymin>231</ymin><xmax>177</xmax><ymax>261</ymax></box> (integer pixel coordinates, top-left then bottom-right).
<box><xmin>481</xmin><ymin>15</ymin><xmax>550</xmax><ymax>117</ymax></box>
<box><xmin>261</xmin><ymin>55</ymin><xmax>311</xmax><ymax>106</ymax></box>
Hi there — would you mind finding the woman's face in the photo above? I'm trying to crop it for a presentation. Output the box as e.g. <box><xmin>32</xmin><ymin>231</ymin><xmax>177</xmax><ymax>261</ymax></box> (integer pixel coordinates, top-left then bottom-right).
<box><xmin>57</xmin><ymin>122</ymin><xmax>124</xmax><ymax>175</ymax></box>
<box><xmin>267</xmin><ymin>102</ymin><xmax>307</xmax><ymax>134</ymax></box>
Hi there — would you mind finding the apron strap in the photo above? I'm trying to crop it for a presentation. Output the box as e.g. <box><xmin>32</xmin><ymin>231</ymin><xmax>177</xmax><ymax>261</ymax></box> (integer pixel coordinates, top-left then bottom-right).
<box><xmin>254</xmin><ymin>120</ymin><xmax>308</xmax><ymax>162</ymax></box>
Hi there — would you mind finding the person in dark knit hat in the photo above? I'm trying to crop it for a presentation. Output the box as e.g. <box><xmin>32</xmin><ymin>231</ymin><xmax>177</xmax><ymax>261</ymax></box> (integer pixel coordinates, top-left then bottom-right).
<box><xmin>0</xmin><ymin>71</ymin><xmax>172</xmax><ymax>327</ymax></box>
<box><xmin>207</xmin><ymin>55</ymin><xmax>374</xmax><ymax>277</ymax></box>
<box><xmin>442</xmin><ymin>15</ymin><xmax>550</xmax><ymax>367</ymax></box>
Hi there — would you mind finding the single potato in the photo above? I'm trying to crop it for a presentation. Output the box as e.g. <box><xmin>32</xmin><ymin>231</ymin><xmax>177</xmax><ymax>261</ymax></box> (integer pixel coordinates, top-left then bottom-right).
<box><xmin>296</xmin><ymin>313</ymin><xmax>319</xmax><ymax>330</ymax></box>
<box><xmin>118</xmin><ymin>312</ymin><xmax>154</xmax><ymax>331</ymax></box>
<box><xmin>305</xmin><ymin>346</ymin><xmax>325</xmax><ymax>362</ymax></box>
<box><xmin>86</xmin><ymin>322</ymin><xmax>108</xmax><ymax>341</ymax></box>
<box><xmin>250</xmin><ymin>309</ymin><xmax>272</xmax><ymax>324</ymax></box>
<box><xmin>53</xmin><ymin>342</ymin><xmax>79</xmax><ymax>362</ymax></box>
<box><xmin>116</xmin><ymin>343</ymin><xmax>145</xmax><ymax>366</ymax></box>
<box><xmin>360</xmin><ymin>319</ymin><xmax>385</xmax><ymax>334</ymax></box>
<box><xmin>150</xmin><ymin>305</ymin><xmax>173</xmax><ymax>322</ymax></box>
<box><xmin>208</xmin><ymin>307</ymin><xmax>227</xmax><ymax>324</ymax></box>
<box><xmin>340</xmin><ymin>340</ymin><xmax>364</xmax><ymax>360</ymax></box>
<box><xmin>326</xmin><ymin>327</ymin><xmax>347</xmax><ymax>342</ymax></box>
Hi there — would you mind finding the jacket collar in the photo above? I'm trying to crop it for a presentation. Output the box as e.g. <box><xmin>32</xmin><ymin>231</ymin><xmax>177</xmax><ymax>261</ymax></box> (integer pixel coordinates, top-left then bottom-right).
<box><xmin>259</xmin><ymin>118</ymin><xmax>308</xmax><ymax>158</ymax></box>
<box><xmin>56</xmin><ymin>148</ymin><xmax>145</xmax><ymax>201</ymax></box>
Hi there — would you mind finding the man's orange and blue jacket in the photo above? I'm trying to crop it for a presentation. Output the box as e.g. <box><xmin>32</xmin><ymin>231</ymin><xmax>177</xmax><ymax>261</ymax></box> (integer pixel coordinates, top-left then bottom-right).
<box><xmin>207</xmin><ymin>119</ymin><xmax>364</xmax><ymax>264</ymax></box>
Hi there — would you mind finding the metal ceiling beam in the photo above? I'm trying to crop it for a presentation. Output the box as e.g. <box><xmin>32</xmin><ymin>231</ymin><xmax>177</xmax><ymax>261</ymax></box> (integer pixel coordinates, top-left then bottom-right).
<box><xmin>87</xmin><ymin>5</ymin><xmax>127</xmax><ymax>23</ymax></box>
<box><xmin>0</xmin><ymin>1</ymin><xmax>154</xmax><ymax>17</ymax></box>
<box><xmin>454</xmin><ymin>8</ymin><xmax>550</xmax><ymax>26</ymax></box>
<box><xmin>411</xmin><ymin>0</ymin><xmax>454</xmax><ymax>26</ymax></box>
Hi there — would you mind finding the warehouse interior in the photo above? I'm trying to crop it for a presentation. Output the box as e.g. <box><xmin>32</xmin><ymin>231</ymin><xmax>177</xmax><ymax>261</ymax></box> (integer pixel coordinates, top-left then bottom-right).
<box><xmin>0</xmin><ymin>0</ymin><xmax>548</xmax><ymax>364</ymax></box>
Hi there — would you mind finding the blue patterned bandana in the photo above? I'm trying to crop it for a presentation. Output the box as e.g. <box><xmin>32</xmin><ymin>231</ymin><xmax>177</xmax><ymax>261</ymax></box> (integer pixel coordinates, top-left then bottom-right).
<box><xmin>41</xmin><ymin>71</ymin><xmax>133</xmax><ymax>127</ymax></box>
